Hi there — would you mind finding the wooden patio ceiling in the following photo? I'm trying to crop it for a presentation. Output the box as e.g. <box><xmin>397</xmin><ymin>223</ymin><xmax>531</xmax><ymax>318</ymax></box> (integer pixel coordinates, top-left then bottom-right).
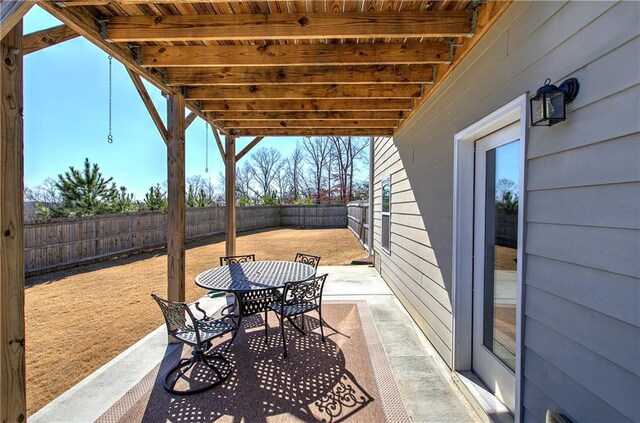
<box><xmin>38</xmin><ymin>0</ymin><xmax>511</xmax><ymax>137</ymax></box>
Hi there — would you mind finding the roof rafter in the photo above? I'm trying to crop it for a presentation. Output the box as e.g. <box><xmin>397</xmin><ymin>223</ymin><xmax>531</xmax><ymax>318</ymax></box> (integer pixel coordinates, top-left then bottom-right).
<box><xmin>223</xmin><ymin>120</ymin><xmax>398</xmax><ymax>129</ymax></box>
<box><xmin>233</xmin><ymin>128</ymin><xmax>393</xmax><ymax>137</ymax></box>
<box><xmin>187</xmin><ymin>84</ymin><xmax>423</xmax><ymax>100</ymax></box>
<box><xmin>201</xmin><ymin>99</ymin><xmax>413</xmax><ymax>112</ymax></box>
<box><xmin>208</xmin><ymin>111</ymin><xmax>406</xmax><ymax>120</ymax></box>
<box><xmin>141</xmin><ymin>42</ymin><xmax>450</xmax><ymax>67</ymax></box>
<box><xmin>166</xmin><ymin>64</ymin><xmax>435</xmax><ymax>86</ymax></box>
<box><xmin>106</xmin><ymin>11</ymin><xmax>472</xmax><ymax>42</ymax></box>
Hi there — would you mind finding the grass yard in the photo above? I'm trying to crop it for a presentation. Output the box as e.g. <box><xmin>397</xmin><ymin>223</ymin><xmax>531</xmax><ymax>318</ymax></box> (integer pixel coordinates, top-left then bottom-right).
<box><xmin>25</xmin><ymin>228</ymin><xmax>366</xmax><ymax>415</ymax></box>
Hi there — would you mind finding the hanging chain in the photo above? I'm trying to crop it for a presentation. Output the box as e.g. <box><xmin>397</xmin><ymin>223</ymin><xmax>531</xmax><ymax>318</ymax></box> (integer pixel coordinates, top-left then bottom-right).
<box><xmin>204</xmin><ymin>122</ymin><xmax>209</xmax><ymax>173</ymax></box>
<box><xmin>107</xmin><ymin>55</ymin><xmax>113</xmax><ymax>144</ymax></box>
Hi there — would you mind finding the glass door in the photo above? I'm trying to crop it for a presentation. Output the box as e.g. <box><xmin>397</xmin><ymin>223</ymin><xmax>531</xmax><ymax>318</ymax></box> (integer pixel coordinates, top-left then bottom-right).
<box><xmin>472</xmin><ymin>121</ymin><xmax>521</xmax><ymax>412</ymax></box>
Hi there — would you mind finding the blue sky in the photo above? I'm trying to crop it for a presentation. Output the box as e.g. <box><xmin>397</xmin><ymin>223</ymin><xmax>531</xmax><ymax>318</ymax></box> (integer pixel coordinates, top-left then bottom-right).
<box><xmin>23</xmin><ymin>6</ymin><xmax>302</xmax><ymax>198</ymax></box>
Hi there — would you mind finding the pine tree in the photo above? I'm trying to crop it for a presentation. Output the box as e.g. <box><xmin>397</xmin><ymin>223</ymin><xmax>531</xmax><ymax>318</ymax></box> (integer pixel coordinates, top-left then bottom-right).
<box><xmin>143</xmin><ymin>184</ymin><xmax>168</xmax><ymax>211</ymax></box>
<box><xmin>55</xmin><ymin>158</ymin><xmax>118</xmax><ymax>217</ymax></box>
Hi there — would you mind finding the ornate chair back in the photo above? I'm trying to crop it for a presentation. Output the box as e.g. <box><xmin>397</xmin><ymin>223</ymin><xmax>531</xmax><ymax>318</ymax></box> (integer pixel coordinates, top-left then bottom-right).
<box><xmin>220</xmin><ymin>254</ymin><xmax>256</xmax><ymax>266</ymax></box>
<box><xmin>282</xmin><ymin>274</ymin><xmax>328</xmax><ymax>310</ymax></box>
<box><xmin>151</xmin><ymin>294</ymin><xmax>203</xmax><ymax>348</ymax></box>
<box><xmin>294</xmin><ymin>253</ymin><xmax>321</xmax><ymax>269</ymax></box>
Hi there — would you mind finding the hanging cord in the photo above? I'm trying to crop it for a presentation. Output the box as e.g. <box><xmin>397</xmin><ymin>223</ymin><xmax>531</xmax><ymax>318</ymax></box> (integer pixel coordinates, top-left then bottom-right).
<box><xmin>204</xmin><ymin>122</ymin><xmax>209</xmax><ymax>173</ymax></box>
<box><xmin>107</xmin><ymin>55</ymin><xmax>113</xmax><ymax>144</ymax></box>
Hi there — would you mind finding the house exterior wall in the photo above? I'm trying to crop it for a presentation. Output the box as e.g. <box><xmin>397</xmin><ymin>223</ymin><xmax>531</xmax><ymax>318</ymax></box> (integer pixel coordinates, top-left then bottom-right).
<box><xmin>372</xmin><ymin>1</ymin><xmax>640</xmax><ymax>422</ymax></box>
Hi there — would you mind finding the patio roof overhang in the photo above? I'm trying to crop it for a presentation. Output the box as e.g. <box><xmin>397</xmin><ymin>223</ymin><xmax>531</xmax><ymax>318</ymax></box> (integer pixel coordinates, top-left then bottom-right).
<box><xmin>0</xmin><ymin>1</ymin><xmax>511</xmax><ymax>420</ymax></box>
<box><xmin>33</xmin><ymin>0</ymin><xmax>510</xmax><ymax>138</ymax></box>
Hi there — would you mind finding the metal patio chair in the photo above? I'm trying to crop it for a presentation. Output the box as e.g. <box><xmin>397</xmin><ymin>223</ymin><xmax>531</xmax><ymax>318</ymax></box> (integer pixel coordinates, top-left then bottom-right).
<box><xmin>151</xmin><ymin>294</ymin><xmax>238</xmax><ymax>395</ymax></box>
<box><xmin>220</xmin><ymin>253</ymin><xmax>277</xmax><ymax>339</ymax></box>
<box><xmin>268</xmin><ymin>274</ymin><xmax>328</xmax><ymax>358</ymax></box>
<box><xmin>220</xmin><ymin>253</ymin><xmax>256</xmax><ymax>266</ymax></box>
<box><xmin>294</xmin><ymin>252</ymin><xmax>322</xmax><ymax>269</ymax></box>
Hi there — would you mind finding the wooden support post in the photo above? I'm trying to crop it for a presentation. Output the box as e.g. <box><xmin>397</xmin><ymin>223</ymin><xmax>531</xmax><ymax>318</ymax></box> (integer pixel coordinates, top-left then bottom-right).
<box><xmin>1</xmin><ymin>21</ymin><xmax>26</xmax><ymax>422</ymax></box>
<box><xmin>166</xmin><ymin>93</ymin><xmax>185</xmax><ymax>323</ymax></box>
<box><xmin>224</xmin><ymin>135</ymin><xmax>236</xmax><ymax>256</ymax></box>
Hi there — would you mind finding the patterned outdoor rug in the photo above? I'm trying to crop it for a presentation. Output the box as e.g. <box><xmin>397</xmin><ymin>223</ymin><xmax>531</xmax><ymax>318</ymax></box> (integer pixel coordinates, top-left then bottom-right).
<box><xmin>96</xmin><ymin>301</ymin><xmax>410</xmax><ymax>422</ymax></box>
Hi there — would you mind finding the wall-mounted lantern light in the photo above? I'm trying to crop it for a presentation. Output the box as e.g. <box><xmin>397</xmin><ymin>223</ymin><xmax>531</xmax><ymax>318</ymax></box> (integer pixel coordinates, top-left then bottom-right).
<box><xmin>530</xmin><ymin>77</ymin><xmax>580</xmax><ymax>126</ymax></box>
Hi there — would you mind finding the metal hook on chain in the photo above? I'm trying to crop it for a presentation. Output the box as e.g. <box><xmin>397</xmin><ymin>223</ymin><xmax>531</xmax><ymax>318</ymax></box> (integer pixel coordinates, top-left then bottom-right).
<box><xmin>107</xmin><ymin>55</ymin><xmax>113</xmax><ymax>144</ymax></box>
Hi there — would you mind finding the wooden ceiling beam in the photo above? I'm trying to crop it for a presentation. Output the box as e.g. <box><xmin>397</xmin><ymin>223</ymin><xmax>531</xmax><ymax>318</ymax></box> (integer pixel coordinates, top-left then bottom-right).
<box><xmin>187</xmin><ymin>84</ymin><xmax>423</xmax><ymax>100</ymax></box>
<box><xmin>233</xmin><ymin>128</ymin><xmax>393</xmax><ymax>137</ymax></box>
<box><xmin>166</xmin><ymin>64</ymin><xmax>434</xmax><ymax>86</ymax></box>
<box><xmin>55</xmin><ymin>0</ymin><xmax>257</xmax><ymax>5</ymax></box>
<box><xmin>141</xmin><ymin>42</ymin><xmax>450</xmax><ymax>67</ymax></box>
<box><xmin>106</xmin><ymin>11</ymin><xmax>472</xmax><ymax>42</ymax></box>
<box><xmin>23</xmin><ymin>24</ymin><xmax>79</xmax><ymax>55</ymax></box>
<box><xmin>223</xmin><ymin>120</ymin><xmax>398</xmax><ymax>129</ymax></box>
<box><xmin>201</xmin><ymin>99</ymin><xmax>413</xmax><ymax>112</ymax></box>
<box><xmin>209</xmin><ymin>110</ymin><xmax>406</xmax><ymax>121</ymax></box>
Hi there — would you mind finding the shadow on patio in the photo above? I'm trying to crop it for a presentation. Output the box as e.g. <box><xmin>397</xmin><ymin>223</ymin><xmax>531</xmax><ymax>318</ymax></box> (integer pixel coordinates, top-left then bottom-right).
<box><xmin>31</xmin><ymin>266</ymin><xmax>480</xmax><ymax>423</ymax></box>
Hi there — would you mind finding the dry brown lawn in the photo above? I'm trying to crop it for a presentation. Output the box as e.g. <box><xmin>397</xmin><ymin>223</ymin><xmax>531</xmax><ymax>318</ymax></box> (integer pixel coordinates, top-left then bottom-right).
<box><xmin>25</xmin><ymin>228</ymin><xmax>365</xmax><ymax>415</ymax></box>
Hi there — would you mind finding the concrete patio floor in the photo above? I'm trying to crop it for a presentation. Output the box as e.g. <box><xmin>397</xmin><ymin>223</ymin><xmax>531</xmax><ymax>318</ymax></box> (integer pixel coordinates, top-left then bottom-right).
<box><xmin>31</xmin><ymin>265</ymin><xmax>480</xmax><ymax>423</ymax></box>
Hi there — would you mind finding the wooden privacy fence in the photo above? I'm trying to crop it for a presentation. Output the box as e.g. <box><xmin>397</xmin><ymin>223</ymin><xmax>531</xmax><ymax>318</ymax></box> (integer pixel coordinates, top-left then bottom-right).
<box><xmin>24</xmin><ymin>205</ymin><xmax>344</xmax><ymax>276</ymax></box>
<box><xmin>347</xmin><ymin>202</ymin><xmax>369</xmax><ymax>251</ymax></box>
<box><xmin>280</xmin><ymin>204</ymin><xmax>347</xmax><ymax>228</ymax></box>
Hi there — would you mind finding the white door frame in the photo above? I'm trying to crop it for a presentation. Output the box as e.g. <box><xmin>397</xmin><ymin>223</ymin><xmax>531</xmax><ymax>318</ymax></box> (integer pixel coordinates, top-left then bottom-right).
<box><xmin>452</xmin><ymin>94</ymin><xmax>528</xmax><ymax>420</ymax></box>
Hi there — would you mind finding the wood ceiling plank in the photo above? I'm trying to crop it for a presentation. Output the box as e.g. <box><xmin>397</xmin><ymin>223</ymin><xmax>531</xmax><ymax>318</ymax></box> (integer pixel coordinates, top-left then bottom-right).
<box><xmin>187</xmin><ymin>84</ymin><xmax>423</xmax><ymax>99</ymax></box>
<box><xmin>106</xmin><ymin>11</ymin><xmax>472</xmax><ymax>42</ymax></box>
<box><xmin>166</xmin><ymin>64</ymin><xmax>435</xmax><ymax>85</ymax></box>
<box><xmin>201</xmin><ymin>98</ymin><xmax>413</xmax><ymax>111</ymax></box>
<box><xmin>209</xmin><ymin>110</ymin><xmax>406</xmax><ymax>120</ymax></box>
<box><xmin>233</xmin><ymin>127</ymin><xmax>393</xmax><ymax>136</ymax></box>
<box><xmin>54</xmin><ymin>0</ymin><xmax>242</xmax><ymax>4</ymax></box>
<box><xmin>141</xmin><ymin>42</ymin><xmax>450</xmax><ymax>67</ymax></box>
<box><xmin>23</xmin><ymin>24</ymin><xmax>79</xmax><ymax>55</ymax></box>
<box><xmin>222</xmin><ymin>119</ymin><xmax>399</xmax><ymax>128</ymax></box>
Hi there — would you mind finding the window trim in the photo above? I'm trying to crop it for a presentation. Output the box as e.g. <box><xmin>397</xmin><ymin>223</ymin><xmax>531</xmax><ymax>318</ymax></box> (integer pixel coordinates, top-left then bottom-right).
<box><xmin>381</xmin><ymin>175</ymin><xmax>391</xmax><ymax>253</ymax></box>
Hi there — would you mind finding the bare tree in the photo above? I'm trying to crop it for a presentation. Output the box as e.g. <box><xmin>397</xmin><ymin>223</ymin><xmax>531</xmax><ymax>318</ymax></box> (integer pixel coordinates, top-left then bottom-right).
<box><xmin>284</xmin><ymin>142</ymin><xmax>306</xmax><ymax>202</ymax></box>
<box><xmin>25</xmin><ymin>177</ymin><xmax>62</xmax><ymax>204</ymax></box>
<box><xmin>236</xmin><ymin>162</ymin><xmax>256</xmax><ymax>199</ymax></box>
<box><xmin>250</xmin><ymin>146</ymin><xmax>283</xmax><ymax>196</ymax></box>
<box><xmin>186</xmin><ymin>175</ymin><xmax>216</xmax><ymax>200</ymax></box>
<box><xmin>274</xmin><ymin>166</ymin><xmax>289</xmax><ymax>202</ymax></box>
<box><xmin>303</xmin><ymin>136</ymin><xmax>331</xmax><ymax>204</ymax></box>
<box><xmin>329</xmin><ymin>136</ymin><xmax>369</xmax><ymax>202</ymax></box>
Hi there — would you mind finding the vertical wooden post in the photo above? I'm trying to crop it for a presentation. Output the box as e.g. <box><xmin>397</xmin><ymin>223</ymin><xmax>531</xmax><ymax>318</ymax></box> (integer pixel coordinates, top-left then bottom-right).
<box><xmin>0</xmin><ymin>21</ymin><xmax>26</xmax><ymax>422</ymax></box>
<box><xmin>225</xmin><ymin>135</ymin><xmax>236</xmax><ymax>256</ymax></box>
<box><xmin>166</xmin><ymin>94</ymin><xmax>185</xmax><ymax>315</ymax></box>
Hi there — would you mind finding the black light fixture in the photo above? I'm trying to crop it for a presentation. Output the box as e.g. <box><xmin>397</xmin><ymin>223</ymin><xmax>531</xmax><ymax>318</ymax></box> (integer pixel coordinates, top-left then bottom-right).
<box><xmin>530</xmin><ymin>77</ymin><xmax>580</xmax><ymax>126</ymax></box>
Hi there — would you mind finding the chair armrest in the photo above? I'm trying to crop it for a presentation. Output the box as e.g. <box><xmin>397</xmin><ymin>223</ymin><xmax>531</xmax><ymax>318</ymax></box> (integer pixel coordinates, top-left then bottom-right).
<box><xmin>193</xmin><ymin>302</ymin><xmax>209</xmax><ymax>319</ymax></box>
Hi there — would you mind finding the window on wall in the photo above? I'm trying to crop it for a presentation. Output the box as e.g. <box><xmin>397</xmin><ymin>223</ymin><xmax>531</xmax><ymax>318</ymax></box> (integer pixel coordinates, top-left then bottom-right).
<box><xmin>381</xmin><ymin>176</ymin><xmax>391</xmax><ymax>252</ymax></box>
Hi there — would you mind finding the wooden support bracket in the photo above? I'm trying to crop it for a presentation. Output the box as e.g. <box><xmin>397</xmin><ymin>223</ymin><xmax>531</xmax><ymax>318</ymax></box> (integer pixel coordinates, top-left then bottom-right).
<box><xmin>235</xmin><ymin>136</ymin><xmax>264</xmax><ymax>162</ymax></box>
<box><xmin>126</xmin><ymin>68</ymin><xmax>168</xmax><ymax>144</ymax></box>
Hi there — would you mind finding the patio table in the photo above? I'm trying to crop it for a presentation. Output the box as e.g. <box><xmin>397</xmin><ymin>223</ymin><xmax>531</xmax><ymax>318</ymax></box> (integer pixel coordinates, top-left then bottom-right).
<box><xmin>195</xmin><ymin>260</ymin><xmax>316</xmax><ymax>293</ymax></box>
<box><xmin>195</xmin><ymin>260</ymin><xmax>318</xmax><ymax>339</ymax></box>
